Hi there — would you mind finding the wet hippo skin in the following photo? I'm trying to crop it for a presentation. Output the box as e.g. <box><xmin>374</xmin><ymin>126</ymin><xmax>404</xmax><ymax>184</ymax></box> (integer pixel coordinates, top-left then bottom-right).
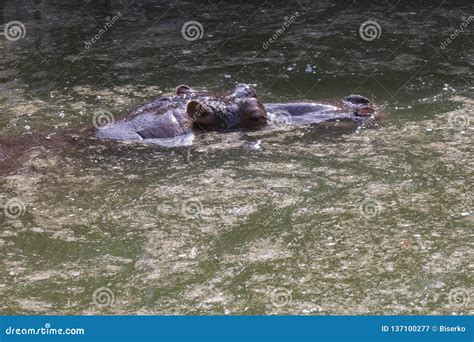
<box><xmin>265</xmin><ymin>98</ymin><xmax>376</xmax><ymax>126</ymax></box>
<box><xmin>96</xmin><ymin>84</ymin><xmax>378</xmax><ymax>141</ymax></box>
<box><xmin>96</xmin><ymin>83</ymin><xmax>268</xmax><ymax>141</ymax></box>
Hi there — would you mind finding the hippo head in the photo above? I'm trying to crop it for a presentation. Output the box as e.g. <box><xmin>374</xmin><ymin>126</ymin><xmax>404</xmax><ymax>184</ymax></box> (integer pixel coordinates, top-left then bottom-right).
<box><xmin>177</xmin><ymin>84</ymin><xmax>268</xmax><ymax>131</ymax></box>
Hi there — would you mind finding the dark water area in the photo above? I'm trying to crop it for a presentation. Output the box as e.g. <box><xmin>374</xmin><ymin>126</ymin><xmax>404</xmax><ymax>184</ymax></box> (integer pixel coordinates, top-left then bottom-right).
<box><xmin>0</xmin><ymin>1</ymin><xmax>472</xmax><ymax>314</ymax></box>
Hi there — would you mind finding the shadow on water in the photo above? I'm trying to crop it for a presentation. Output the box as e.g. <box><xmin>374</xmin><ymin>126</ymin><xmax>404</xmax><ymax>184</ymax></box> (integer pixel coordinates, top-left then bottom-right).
<box><xmin>0</xmin><ymin>1</ymin><xmax>472</xmax><ymax>314</ymax></box>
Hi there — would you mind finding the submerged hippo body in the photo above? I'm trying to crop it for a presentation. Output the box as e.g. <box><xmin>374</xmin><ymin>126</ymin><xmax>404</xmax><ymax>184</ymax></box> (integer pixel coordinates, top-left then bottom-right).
<box><xmin>96</xmin><ymin>84</ymin><xmax>378</xmax><ymax>142</ymax></box>
<box><xmin>0</xmin><ymin>84</ymin><xmax>378</xmax><ymax>173</ymax></box>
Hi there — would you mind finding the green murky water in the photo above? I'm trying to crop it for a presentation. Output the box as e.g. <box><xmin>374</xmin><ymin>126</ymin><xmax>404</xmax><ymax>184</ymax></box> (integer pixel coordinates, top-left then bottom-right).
<box><xmin>0</xmin><ymin>1</ymin><xmax>472</xmax><ymax>315</ymax></box>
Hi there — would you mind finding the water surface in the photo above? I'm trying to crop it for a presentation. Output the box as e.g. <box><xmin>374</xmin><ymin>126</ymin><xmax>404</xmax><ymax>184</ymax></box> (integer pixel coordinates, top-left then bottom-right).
<box><xmin>0</xmin><ymin>0</ymin><xmax>472</xmax><ymax>314</ymax></box>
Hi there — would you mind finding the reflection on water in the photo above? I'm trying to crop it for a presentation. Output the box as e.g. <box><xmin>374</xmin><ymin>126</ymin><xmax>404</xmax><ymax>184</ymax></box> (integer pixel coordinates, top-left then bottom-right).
<box><xmin>0</xmin><ymin>1</ymin><xmax>472</xmax><ymax>314</ymax></box>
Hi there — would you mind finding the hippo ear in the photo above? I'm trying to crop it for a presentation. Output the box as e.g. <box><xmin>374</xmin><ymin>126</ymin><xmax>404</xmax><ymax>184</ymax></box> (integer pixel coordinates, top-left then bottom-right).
<box><xmin>176</xmin><ymin>84</ymin><xmax>194</xmax><ymax>95</ymax></box>
<box><xmin>230</xmin><ymin>83</ymin><xmax>257</xmax><ymax>98</ymax></box>
<box><xmin>344</xmin><ymin>94</ymin><xmax>371</xmax><ymax>105</ymax></box>
<box><xmin>186</xmin><ymin>100</ymin><xmax>214</xmax><ymax>119</ymax></box>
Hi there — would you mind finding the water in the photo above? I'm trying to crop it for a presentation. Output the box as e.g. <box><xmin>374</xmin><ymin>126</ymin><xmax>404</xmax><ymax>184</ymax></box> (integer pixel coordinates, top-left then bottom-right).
<box><xmin>0</xmin><ymin>0</ymin><xmax>472</xmax><ymax>314</ymax></box>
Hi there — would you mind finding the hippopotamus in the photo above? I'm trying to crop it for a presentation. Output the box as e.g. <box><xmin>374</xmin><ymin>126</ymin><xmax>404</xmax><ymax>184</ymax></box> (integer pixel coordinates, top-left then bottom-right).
<box><xmin>0</xmin><ymin>83</ymin><xmax>379</xmax><ymax>173</ymax></box>
<box><xmin>95</xmin><ymin>83</ymin><xmax>378</xmax><ymax>142</ymax></box>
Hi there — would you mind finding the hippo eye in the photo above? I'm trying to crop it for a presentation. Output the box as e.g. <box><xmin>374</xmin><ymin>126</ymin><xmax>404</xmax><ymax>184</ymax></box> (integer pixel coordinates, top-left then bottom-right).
<box><xmin>200</xmin><ymin>105</ymin><xmax>216</xmax><ymax>117</ymax></box>
<box><xmin>195</xmin><ymin>104</ymin><xmax>215</xmax><ymax>117</ymax></box>
<box><xmin>249</xmin><ymin>112</ymin><xmax>263</xmax><ymax>121</ymax></box>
